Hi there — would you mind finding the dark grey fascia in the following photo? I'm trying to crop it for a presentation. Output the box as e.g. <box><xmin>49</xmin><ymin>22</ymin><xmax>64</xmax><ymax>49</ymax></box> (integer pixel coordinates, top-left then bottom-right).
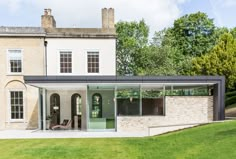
<box><xmin>24</xmin><ymin>75</ymin><xmax>224</xmax><ymax>84</ymax></box>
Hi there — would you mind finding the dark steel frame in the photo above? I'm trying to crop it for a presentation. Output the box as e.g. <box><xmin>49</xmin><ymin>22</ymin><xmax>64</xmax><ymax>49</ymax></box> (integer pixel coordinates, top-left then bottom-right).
<box><xmin>24</xmin><ymin>75</ymin><xmax>225</xmax><ymax>120</ymax></box>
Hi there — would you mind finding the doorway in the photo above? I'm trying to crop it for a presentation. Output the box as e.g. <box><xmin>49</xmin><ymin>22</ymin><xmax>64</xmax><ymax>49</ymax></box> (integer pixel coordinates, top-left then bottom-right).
<box><xmin>71</xmin><ymin>93</ymin><xmax>82</xmax><ymax>129</ymax></box>
<box><xmin>87</xmin><ymin>85</ymin><xmax>115</xmax><ymax>130</ymax></box>
<box><xmin>50</xmin><ymin>93</ymin><xmax>60</xmax><ymax>125</ymax></box>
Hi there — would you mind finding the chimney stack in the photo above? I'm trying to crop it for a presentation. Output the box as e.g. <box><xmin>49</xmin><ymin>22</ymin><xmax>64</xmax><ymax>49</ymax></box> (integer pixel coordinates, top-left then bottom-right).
<box><xmin>41</xmin><ymin>8</ymin><xmax>56</xmax><ymax>28</ymax></box>
<box><xmin>102</xmin><ymin>8</ymin><xmax>114</xmax><ymax>28</ymax></box>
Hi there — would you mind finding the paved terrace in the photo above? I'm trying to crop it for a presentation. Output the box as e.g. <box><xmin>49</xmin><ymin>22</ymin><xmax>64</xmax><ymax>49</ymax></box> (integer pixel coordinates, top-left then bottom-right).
<box><xmin>0</xmin><ymin>130</ymin><xmax>147</xmax><ymax>139</ymax></box>
<box><xmin>0</xmin><ymin>123</ymin><xmax>208</xmax><ymax>139</ymax></box>
<box><xmin>0</xmin><ymin>121</ymin><xmax>228</xmax><ymax>139</ymax></box>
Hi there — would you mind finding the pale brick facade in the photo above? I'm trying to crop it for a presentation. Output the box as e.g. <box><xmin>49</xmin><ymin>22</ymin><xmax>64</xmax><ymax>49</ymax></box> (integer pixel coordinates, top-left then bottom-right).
<box><xmin>117</xmin><ymin>96</ymin><xmax>213</xmax><ymax>133</ymax></box>
<box><xmin>0</xmin><ymin>36</ymin><xmax>45</xmax><ymax>130</ymax></box>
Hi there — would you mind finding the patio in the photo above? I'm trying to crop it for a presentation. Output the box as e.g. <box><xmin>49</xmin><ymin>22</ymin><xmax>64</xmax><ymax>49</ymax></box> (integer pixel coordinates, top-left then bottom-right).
<box><xmin>0</xmin><ymin>122</ymin><xmax>208</xmax><ymax>139</ymax></box>
<box><xmin>0</xmin><ymin>129</ymin><xmax>147</xmax><ymax>139</ymax></box>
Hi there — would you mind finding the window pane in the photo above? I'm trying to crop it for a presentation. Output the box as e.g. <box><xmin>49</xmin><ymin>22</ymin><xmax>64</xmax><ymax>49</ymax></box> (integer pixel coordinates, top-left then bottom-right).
<box><xmin>87</xmin><ymin>52</ymin><xmax>99</xmax><ymax>73</ymax></box>
<box><xmin>142</xmin><ymin>98</ymin><xmax>164</xmax><ymax>115</ymax></box>
<box><xmin>20</xmin><ymin>112</ymin><xmax>23</xmax><ymax>119</ymax></box>
<box><xmin>165</xmin><ymin>85</ymin><xmax>210</xmax><ymax>96</ymax></box>
<box><xmin>91</xmin><ymin>93</ymin><xmax>102</xmax><ymax>118</ymax></box>
<box><xmin>142</xmin><ymin>86</ymin><xmax>164</xmax><ymax>115</ymax></box>
<box><xmin>60</xmin><ymin>51</ymin><xmax>72</xmax><ymax>73</ymax></box>
<box><xmin>8</xmin><ymin>50</ymin><xmax>22</xmax><ymax>73</ymax></box>
<box><xmin>117</xmin><ymin>98</ymin><xmax>140</xmax><ymax>115</ymax></box>
<box><xmin>117</xmin><ymin>86</ymin><xmax>140</xmax><ymax>116</ymax></box>
<box><xmin>10</xmin><ymin>91</ymin><xmax>23</xmax><ymax>119</ymax></box>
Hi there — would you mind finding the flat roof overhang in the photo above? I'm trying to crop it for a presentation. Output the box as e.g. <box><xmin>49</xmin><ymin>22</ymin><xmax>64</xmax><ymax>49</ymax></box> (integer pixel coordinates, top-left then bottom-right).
<box><xmin>24</xmin><ymin>75</ymin><xmax>225</xmax><ymax>120</ymax></box>
<box><xmin>24</xmin><ymin>75</ymin><xmax>224</xmax><ymax>90</ymax></box>
<box><xmin>24</xmin><ymin>75</ymin><xmax>224</xmax><ymax>84</ymax></box>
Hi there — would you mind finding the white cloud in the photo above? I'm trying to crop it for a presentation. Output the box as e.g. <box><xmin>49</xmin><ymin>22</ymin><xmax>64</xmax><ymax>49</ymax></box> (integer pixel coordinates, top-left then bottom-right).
<box><xmin>0</xmin><ymin>0</ymin><xmax>188</xmax><ymax>36</ymax></box>
<box><xmin>209</xmin><ymin>0</ymin><xmax>223</xmax><ymax>26</ymax></box>
<box><xmin>210</xmin><ymin>0</ymin><xmax>236</xmax><ymax>8</ymax></box>
<box><xmin>0</xmin><ymin>0</ymin><xmax>24</xmax><ymax>13</ymax></box>
<box><xmin>209</xmin><ymin>0</ymin><xmax>236</xmax><ymax>27</ymax></box>
<box><xmin>221</xmin><ymin>0</ymin><xmax>236</xmax><ymax>7</ymax></box>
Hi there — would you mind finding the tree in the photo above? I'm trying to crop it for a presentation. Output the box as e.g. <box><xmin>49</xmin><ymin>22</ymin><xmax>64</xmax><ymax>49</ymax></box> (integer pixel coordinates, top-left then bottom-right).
<box><xmin>116</xmin><ymin>20</ymin><xmax>149</xmax><ymax>75</ymax></box>
<box><xmin>171</xmin><ymin>12</ymin><xmax>216</xmax><ymax>56</ymax></box>
<box><xmin>148</xmin><ymin>28</ymin><xmax>192</xmax><ymax>75</ymax></box>
<box><xmin>230</xmin><ymin>27</ymin><xmax>236</xmax><ymax>38</ymax></box>
<box><xmin>190</xmin><ymin>33</ymin><xmax>236</xmax><ymax>90</ymax></box>
<box><xmin>136</xmin><ymin>45</ymin><xmax>177</xmax><ymax>76</ymax></box>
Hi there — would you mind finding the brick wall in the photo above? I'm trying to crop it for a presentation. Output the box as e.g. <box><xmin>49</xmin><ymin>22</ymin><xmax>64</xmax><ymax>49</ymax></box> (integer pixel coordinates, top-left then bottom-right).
<box><xmin>117</xmin><ymin>96</ymin><xmax>213</xmax><ymax>132</ymax></box>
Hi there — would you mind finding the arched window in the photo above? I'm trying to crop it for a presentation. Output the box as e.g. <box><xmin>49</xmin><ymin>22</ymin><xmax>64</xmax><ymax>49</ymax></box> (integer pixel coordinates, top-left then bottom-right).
<box><xmin>50</xmin><ymin>93</ymin><xmax>60</xmax><ymax>125</ymax></box>
<box><xmin>71</xmin><ymin>93</ymin><xmax>82</xmax><ymax>128</ymax></box>
<box><xmin>5</xmin><ymin>80</ymin><xmax>26</xmax><ymax>120</ymax></box>
<box><xmin>91</xmin><ymin>93</ymin><xmax>102</xmax><ymax>118</ymax></box>
<box><xmin>71</xmin><ymin>94</ymin><xmax>82</xmax><ymax>115</ymax></box>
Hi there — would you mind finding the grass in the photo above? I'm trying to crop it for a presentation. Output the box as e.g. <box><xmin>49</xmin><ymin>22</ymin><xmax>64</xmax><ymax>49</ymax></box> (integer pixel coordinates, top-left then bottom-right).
<box><xmin>1</xmin><ymin>121</ymin><xmax>236</xmax><ymax>159</ymax></box>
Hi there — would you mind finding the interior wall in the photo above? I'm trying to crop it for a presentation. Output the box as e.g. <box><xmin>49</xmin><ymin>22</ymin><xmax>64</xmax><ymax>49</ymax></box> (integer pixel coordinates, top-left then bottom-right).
<box><xmin>46</xmin><ymin>90</ymin><xmax>87</xmax><ymax>130</ymax></box>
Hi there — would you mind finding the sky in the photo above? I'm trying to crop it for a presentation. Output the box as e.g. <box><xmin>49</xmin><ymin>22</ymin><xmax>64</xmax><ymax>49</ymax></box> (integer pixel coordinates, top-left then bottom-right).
<box><xmin>0</xmin><ymin>0</ymin><xmax>235</xmax><ymax>37</ymax></box>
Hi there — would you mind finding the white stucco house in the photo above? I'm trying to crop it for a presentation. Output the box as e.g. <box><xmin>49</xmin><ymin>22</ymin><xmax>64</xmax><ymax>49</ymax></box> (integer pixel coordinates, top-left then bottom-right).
<box><xmin>0</xmin><ymin>8</ymin><xmax>225</xmax><ymax>133</ymax></box>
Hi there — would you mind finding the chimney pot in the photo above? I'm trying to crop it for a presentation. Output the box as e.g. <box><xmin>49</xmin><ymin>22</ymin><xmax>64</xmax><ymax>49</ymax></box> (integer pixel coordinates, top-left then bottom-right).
<box><xmin>44</xmin><ymin>9</ymin><xmax>48</xmax><ymax>15</ymax></box>
<box><xmin>102</xmin><ymin>8</ymin><xmax>114</xmax><ymax>29</ymax></box>
<box><xmin>41</xmin><ymin>8</ymin><xmax>56</xmax><ymax>28</ymax></box>
<box><xmin>48</xmin><ymin>8</ymin><xmax>52</xmax><ymax>15</ymax></box>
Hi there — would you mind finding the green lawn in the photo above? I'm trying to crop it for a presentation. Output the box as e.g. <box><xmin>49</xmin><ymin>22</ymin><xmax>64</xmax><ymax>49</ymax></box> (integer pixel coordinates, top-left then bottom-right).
<box><xmin>1</xmin><ymin>121</ymin><xmax>236</xmax><ymax>159</ymax></box>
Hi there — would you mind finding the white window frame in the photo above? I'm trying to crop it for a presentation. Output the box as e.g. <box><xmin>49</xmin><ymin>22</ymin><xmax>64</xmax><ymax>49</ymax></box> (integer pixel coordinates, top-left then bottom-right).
<box><xmin>58</xmin><ymin>50</ymin><xmax>73</xmax><ymax>75</ymax></box>
<box><xmin>86</xmin><ymin>50</ymin><xmax>100</xmax><ymax>74</ymax></box>
<box><xmin>7</xmin><ymin>49</ymin><xmax>23</xmax><ymax>75</ymax></box>
<box><xmin>7</xmin><ymin>89</ymin><xmax>26</xmax><ymax>122</ymax></box>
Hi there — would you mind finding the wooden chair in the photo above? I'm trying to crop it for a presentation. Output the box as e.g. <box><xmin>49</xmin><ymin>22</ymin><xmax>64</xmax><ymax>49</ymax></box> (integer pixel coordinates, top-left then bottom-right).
<box><xmin>52</xmin><ymin>119</ymin><xmax>72</xmax><ymax>130</ymax></box>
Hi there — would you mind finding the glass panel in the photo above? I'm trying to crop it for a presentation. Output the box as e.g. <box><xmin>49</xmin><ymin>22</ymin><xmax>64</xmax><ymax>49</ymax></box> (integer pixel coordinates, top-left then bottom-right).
<box><xmin>88</xmin><ymin>85</ymin><xmax>115</xmax><ymax>130</ymax></box>
<box><xmin>142</xmin><ymin>85</ymin><xmax>164</xmax><ymax>115</ymax></box>
<box><xmin>165</xmin><ymin>85</ymin><xmax>211</xmax><ymax>96</ymax></box>
<box><xmin>76</xmin><ymin>96</ymin><xmax>82</xmax><ymax>115</ymax></box>
<box><xmin>87</xmin><ymin>52</ymin><xmax>99</xmax><ymax>73</ymax></box>
<box><xmin>8</xmin><ymin>50</ymin><xmax>22</xmax><ymax>73</ymax></box>
<box><xmin>10</xmin><ymin>91</ymin><xmax>23</xmax><ymax>119</ymax></box>
<box><xmin>60</xmin><ymin>51</ymin><xmax>72</xmax><ymax>73</ymax></box>
<box><xmin>91</xmin><ymin>93</ymin><xmax>102</xmax><ymax>118</ymax></box>
<box><xmin>116</xmin><ymin>85</ymin><xmax>140</xmax><ymax>116</ymax></box>
<box><xmin>50</xmin><ymin>94</ymin><xmax>61</xmax><ymax>125</ymax></box>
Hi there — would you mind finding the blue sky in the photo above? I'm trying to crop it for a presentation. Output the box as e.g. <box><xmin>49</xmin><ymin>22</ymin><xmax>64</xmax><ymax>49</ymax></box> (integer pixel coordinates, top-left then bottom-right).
<box><xmin>0</xmin><ymin>0</ymin><xmax>235</xmax><ymax>36</ymax></box>
<box><xmin>180</xmin><ymin>0</ymin><xmax>235</xmax><ymax>28</ymax></box>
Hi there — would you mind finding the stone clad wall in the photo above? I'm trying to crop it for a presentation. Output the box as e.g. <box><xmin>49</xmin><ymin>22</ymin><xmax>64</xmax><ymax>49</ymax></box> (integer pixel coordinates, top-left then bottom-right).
<box><xmin>117</xmin><ymin>96</ymin><xmax>213</xmax><ymax>132</ymax></box>
<box><xmin>207</xmin><ymin>96</ymin><xmax>214</xmax><ymax>121</ymax></box>
<box><xmin>0</xmin><ymin>37</ymin><xmax>44</xmax><ymax>130</ymax></box>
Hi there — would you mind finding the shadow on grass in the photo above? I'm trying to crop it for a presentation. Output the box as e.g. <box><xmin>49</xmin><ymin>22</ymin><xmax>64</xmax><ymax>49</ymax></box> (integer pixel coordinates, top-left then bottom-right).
<box><xmin>216</xmin><ymin>128</ymin><xmax>236</xmax><ymax>136</ymax></box>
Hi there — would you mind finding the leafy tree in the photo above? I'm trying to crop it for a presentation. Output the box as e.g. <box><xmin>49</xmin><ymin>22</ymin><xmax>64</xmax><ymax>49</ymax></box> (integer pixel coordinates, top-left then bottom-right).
<box><xmin>136</xmin><ymin>45</ymin><xmax>177</xmax><ymax>75</ymax></box>
<box><xmin>230</xmin><ymin>27</ymin><xmax>236</xmax><ymax>38</ymax></box>
<box><xmin>190</xmin><ymin>33</ymin><xmax>236</xmax><ymax>90</ymax></box>
<box><xmin>171</xmin><ymin>12</ymin><xmax>216</xmax><ymax>56</ymax></box>
<box><xmin>148</xmin><ymin>28</ymin><xmax>192</xmax><ymax>75</ymax></box>
<box><xmin>116</xmin><ymin>20</ymin><xmax>149</xmax><ymax>75</ymax></box>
